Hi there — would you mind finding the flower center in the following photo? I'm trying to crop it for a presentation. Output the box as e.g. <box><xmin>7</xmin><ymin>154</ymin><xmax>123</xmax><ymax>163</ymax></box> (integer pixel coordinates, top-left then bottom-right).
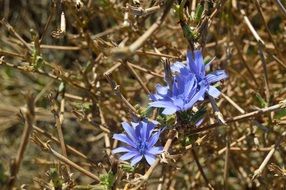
<box><xmin>137</xmin><ymin>141</ymin><xmax>148</xmax><ymax>154</ymax></box>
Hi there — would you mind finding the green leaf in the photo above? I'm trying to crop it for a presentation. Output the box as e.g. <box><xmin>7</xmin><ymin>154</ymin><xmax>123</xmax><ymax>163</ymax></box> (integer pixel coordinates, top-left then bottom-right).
<box><xmin>274</xmin><ymin>108</ymin><xmax>286</xmax><ymax>119</ymax></box>
<box><xmin>157</xmin><ymin>110</ymin><xmax>176</xmax><ymax>127</ymax></box>
<box><xmin>30</xmin><ymin>43</ymin><xmax>44</xmax><ymax>70</ymax></box>
<box><xmin>255</xmin><ymin>93</ymin><xmax>268</xmax><ymax>108</ymax></box>
<box><xmin>190</xmin><ymin>107</ymin><xmax>207</xmax><ymax>125</ymax></box>
<box><xmin>194</xmin><ymin>4</ymin><xmax>204</xmax><ymax>21</ymax></box>
<box><xmin>177</xmin><ymin>107</ymin><xmax>206</xmax><ymax>126</ymax></box>
<box><xmin>48</xmin><ymin>168</ymin><xmax>63</xmax><ymax>189</ymax></box>
<box><xmin>99</xmin><ymin>172</ymin><xmax>115</xmax><ymax>190</ymax></box>
<box><xmin>35</xmin><ymin>55</ymin><xmax>44</xmax><ymax>69</ymax></box>
<box><xmin>73</xmin><ymin>102</ymin><xmax>92</xmax><ymax>112</ymax></box>
<box><xmin>182</xmin><ymin>23</ymin><xmax>198</xmax><ymax>41</ymax></box>
<box><xmin>137</xmin><ymin>105</ymin><xmax>154</xmax><ymax>118</ymax></box>
<box><xmin>120</xmin><ymin>163</ymin><xmax>135</xmax><ymax>173</ymax></box>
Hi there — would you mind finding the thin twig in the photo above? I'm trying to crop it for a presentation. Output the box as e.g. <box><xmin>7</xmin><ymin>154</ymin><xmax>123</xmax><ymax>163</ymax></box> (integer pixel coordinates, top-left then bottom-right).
<box><xmin>231</xmin><ymin>34</ymin><xmax>259</xmax><ymax>87</ymax></box>
<box><xmin>273</xmin><ymin>0</ymin><xmax>286</xmax><ymax>18</ymax></box>
<box><xmin>55</xmin><ymin>82</ymin><xmax>70</xmax><ymax>175</ymax></box>
<box><xmin>111</xmin><ymin>0</ymin><xmax>175</xmax><ymax>58</ymax></box>
<box><xmin>221</xmin><ymin>93</ymin><xmax>245</xmax><ymax>114</ymax></box>
<box><xmin>8</xmin><ymin>95</ymin><xmax>35</xmax><ymax>189</ymax></box>
<box><xmin>48</xmin><ymin>145</ymin><xmax>100</xmax><ymax>182</ymax></box>
<box><xmin>191</xmin><ymin>147</ymin><xmax>214</xmax><ymax>190</ymax></box>
<box><xmin>257</xmin><ymin>43</ymin><xmax>270</xmax><ymax>103</ymax></box>
<box><xmin>190</xmin><ymin>99</ymin><xmax>286</xmax><ymax>134</ymax></box>
<box><xmin>253</xmin><ymin>0</ymin><xmax>286</xmax><ymax>67</ymax></box>
<box><xmin>126</xmin><ymin>61</ymin><xmax>151</xmax><ymax>94</ymax></box>
<box><xmin>241</xmin><ymin>9</ymin><xmax>286</xmax><ymax>69</ymax></box>
<box><xmin>39</xmin><ymin>0</ymin><xmax>56</xmax><ymax>43</ymax></box>
<box><xmin>1</xmin><ymin>19</ymin><xmax>33</xmax><ymax>52</ymax></box>
<box><xmin>223</xmin><ymin>129</ymin><xmax>230</xmax><ymax>189</ymax></box>
<box><xmin>99</xmin><ymin>105</ymin><xmax>111</xmax><ymax>156</ymax></box>
<box><xmin>128</xmin><ymin>62</ymin><xmax>163</xmax><ymax>78</ymax></box>
<box><xmin>136</xmin><ymin>50</ymin><xmax>179</xmax><ymax>59</ymax></box>
<box><xmin>252</xmin><ymin>132</ymin><xmax>286</xmax><ymax>179</ymax></box>
<box><xmin>132</xmin><ymin>130</ymin><xmax>176</xmax><ymax>189</ymax></box>
<box><xmin>127</xmin><ymin>4</ymin><xmax>162</xmax><ymax>16</ymax></box>
<box><xmin>0</xmin><ymin>49</ymin><xmax>26</xmax><ymax>58</ymax></box>
<box><xmin>33</xmin><ymin>125</ymin><xmax>94</xmax><ymax>163</ymax></box>
<box><xmin>104</xmin><ymin>74</ymin><xmax>139</xmax><ymax>117</ymax></box>
<box><xmin>209</xmin><ymin>95</ymin><xmax>226</xmax><ymax>124</ymax></box>
<box><xmin>0</xmin><ymin>59</ymin><xmax>87</xmax><ymax>90</ymax></box>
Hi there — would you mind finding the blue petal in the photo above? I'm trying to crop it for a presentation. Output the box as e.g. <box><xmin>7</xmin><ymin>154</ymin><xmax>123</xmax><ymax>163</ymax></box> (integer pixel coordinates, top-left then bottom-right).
<box><xmin>149</xmin><ymin>101</ymin><xmax>177</xmax><ymax>109</ymax></box>
<box><xmin>140</xmin><ymin>121</ymin><xmax>148</xmax><ymax>141</ymax></box>
<box><xmin>144</xmin><ymin>153</ymin><xmax>156</xmax><ymax>165</ymax></box>
<box><xmin>122</xmin><ymin>122</ymin><xmax>137</xmax><ymax>143</ymax></box>
<box><xmin>183</xmin><ymin>86</ymin><xmax>206</xmax><ymax>111</ymax></box>
<box><xmin>171</xmin><ymin>61</ymin><xmax>185</xmax><ymax>73</ymax></box>
<box><xmin>195</xmin><ymin>118</ymin><xmax>205</xmax><ymax>127</ymax></box>
<box><xmin>172</xmin><ymin>98</ymin><xmax>184</xmax><ymax>108</ymax></box>
<box><xmin>112</xmin><ymin>146</ymin><xmax>133</xmax><ymax>154</ymax></box>
<box><xmin>183</xmin><ymin>75</ymin><xmax>196</xmax><ymax>99</ymax></box>
<box><xmin>113</xmin><ymin>134</ymin><xmax>137</xmax><ymax>148</ymax></box>
<box><xmin>205</xmin><ymin>56</ymin><xmax>216</xmax><ymax>71</ymax></box>
<box><xmin>198</xmin><ymin>95</ymin><xmax>205</xmax><ymax>101</ymax></box>
<box><xmin>146</xmin><ymin>121</ymin><xmax>155</xmax><ymax>139</ymax></box>
<box><xmin>207</xmin><ymin>85</ymin><xmax>221</xmax><ymax>98</ymax></box>
<box><xmin>147</xmin><ymin>131</ymin><xmax>161</xmax><ymax>148</ymax></box>
<box><xmin>180</xmin><ymin>67</ymin><xmax>191</xmax><ymax>76</ymax></box>
<box><xmin>206</xmin><ymin>70</ymin><xmax>227</xmax><ymax>84</ymax></box>
<box><xmin>187</xmin><ymin>50</ymin><xmax>205</xmax><ymax>77</ymax></box>
<box><xmin>120</xmin><ymin>151</ymin><xmax>139</xmax><ymax>161</ymax></box>
<box><xmin>149</xmin><ymin>94</ymin><xmax>158</xmax><ymax>101</ymax></box>
<box><xmin>194</xmin><ymin>50</ymin><xmax>206</xmax><ymax>76</ymax></box>
<box><xmin>162</xmin><ymin>106</ymin><xmax>177</xmax><ymax>115</ymax></box>
<box><xmin>147</xmin><ymin>146</ymin><xmax>163</xmax><ymax>155</ymax></box>
<box><xmin>130</xmin><ymin>155</ymin><xmax>143</xmax><ymax>166</ymax></box>
<box><xmin>173</xmin><ymin>75</ymin><xmax>185</xmax><ymax>96</ymax></box>
<box><xmin>197</xmin><ymin>83</ymin><xmax>207</xmax><ymax>101</ymax></box>
<box><xmin>155</xmin><ymin>84</ymin><xmax>169</xmax><ymax>96</ymax></box>
<box><xmin>131</xmin><ymin>122</ymin><xmax>139</xmax><ymax>128</ymax></box>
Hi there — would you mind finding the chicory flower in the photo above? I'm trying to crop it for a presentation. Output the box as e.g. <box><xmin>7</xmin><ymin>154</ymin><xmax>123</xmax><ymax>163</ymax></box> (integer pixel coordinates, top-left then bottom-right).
<box><xmin>112</xmin><ymin>120</ymin><xmax>163</xmax><ymax>166</ymax></box>
<box><xmin>171</xmin><ymin>50</ymin><xmax>228</xmax><ymax>99</ymax></box>
<box><xmin>149</xmin><ymin>70</ymin><xmax>206</xmax><ymax>115</ymax></box>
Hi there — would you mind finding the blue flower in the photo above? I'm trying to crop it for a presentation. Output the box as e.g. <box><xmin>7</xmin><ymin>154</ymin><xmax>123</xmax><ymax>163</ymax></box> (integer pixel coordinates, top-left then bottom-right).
<box><xmin>171</xmin><ymin>50</ymin><xmax>228</xmax><ymax>99</ymax></box>
<box><xmin>149</xmin><ymin>69</ymin><xmax>206</xmax><ymax>115</ymax></box>
<box><xmin>112</xmin><ymin>120</ymin><xmax>163</xmax><ymax>166</ymax></box>
<box><xmin>149</xmin><ymin>50</ymin><xmax>227</xmax><ymax>115</ymax></box>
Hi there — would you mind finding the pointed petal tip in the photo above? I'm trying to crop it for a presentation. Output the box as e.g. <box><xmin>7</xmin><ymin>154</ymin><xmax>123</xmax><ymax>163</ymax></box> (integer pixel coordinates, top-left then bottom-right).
<box><xmin>112</xmin><ymin>146</ymin><xmax>131</xmax><ymax>154</ymax></box>
<box><xmin>162</xmin><ymin>106</ymin><xmax>177</xmax><ymax>115</ymax></box>
<box><xmin>144</xmin><ymin>153</ymin><xmax>156</xmax><ymax>166</ymax></box>
<box><xmin>207</xmin><ymin>85</ymin><xmax>221</xmax><ymax>98</ymax></box>
<box><xmin>130</xmin><ymin>155</ymin><xmax>143</xmax><ymax>166</ymax></box>
<box><xmin>119</xmin><ymin>151</ymin><xmax>139</xmax><ymax>161</ymax></box>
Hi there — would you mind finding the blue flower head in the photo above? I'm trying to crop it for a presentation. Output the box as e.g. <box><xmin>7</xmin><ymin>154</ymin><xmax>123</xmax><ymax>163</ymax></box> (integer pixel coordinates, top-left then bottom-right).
<box><xmin>149</xmin><ymin>71</ymin><xmax>206</xmax><ymax>115</ymax></box>
<box><xmin>112</xmin><ymin>120</ymin><xmax>163</xmax><ymax>166</ymax></box>
<box><xmin>149</xmin><ymin>50</ymin><xmax>227</xmax><ymax>115</ymax></box>
<box><xmin>172</xmin><ymin>50</ymin><xmax>228</xmax><ymax>99</ymax></box>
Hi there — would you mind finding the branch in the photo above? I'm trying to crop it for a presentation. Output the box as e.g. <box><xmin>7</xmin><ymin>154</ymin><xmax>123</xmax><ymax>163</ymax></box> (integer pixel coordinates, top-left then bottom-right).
<box><xmin>8</xmin><ymin>95</ymin><xmax>35</xmax><ymax>188</ymax></box>
<box><xmin>190</xmin><ymin>99</ymin><xmax>286</xmax><ymax>134</ymax></box>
